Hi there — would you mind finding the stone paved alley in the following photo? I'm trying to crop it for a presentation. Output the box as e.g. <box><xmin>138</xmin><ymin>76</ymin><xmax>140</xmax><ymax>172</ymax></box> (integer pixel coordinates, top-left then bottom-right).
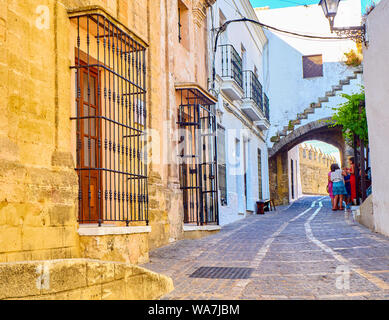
<box><xmin>143</xmin><ymin>197</ymin><xmax>389</xmax><ymax>300</ymax></box>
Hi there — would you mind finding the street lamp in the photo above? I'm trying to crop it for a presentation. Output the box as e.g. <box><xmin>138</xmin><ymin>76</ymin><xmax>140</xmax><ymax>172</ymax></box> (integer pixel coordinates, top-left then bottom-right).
<box><xmin>319</xmin><ymin>0</ymin><xmax>340</xmax><ymax>28</ymax></box>
<box><xmin>318</xmin><ymin>0</ymin><xmax>366</xmax><ymax>43</ymax></box>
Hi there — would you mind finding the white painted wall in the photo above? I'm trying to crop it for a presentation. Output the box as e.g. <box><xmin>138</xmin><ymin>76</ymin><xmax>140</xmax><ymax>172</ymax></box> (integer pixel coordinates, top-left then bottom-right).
<box><xmin>217</xmin><ymin>107</ymin><xmax>270</xmax><ymax>226</ymax></box>
<box><xmin>364</xmin><ymin>0</ymin><xmax>389</xmax><ymax>237</ymax></box>
<box><xmin>209</xmin><ymin>0</ymin><xmax>270</xmax><ymax>226</ymax></box>
<box><xmin>255</xmin><ymin>0</ymin><xmax>362</xmax><ymax>144</ymax></box>
<box><xmin>288</xmin><ymin>145</ymin><xmax>303</xmax><ymax>202</ymax></box>
<box><xmin>211</xmin><ymin>0</ymin><xmax>267</xmax><ymax>85</ymax></box>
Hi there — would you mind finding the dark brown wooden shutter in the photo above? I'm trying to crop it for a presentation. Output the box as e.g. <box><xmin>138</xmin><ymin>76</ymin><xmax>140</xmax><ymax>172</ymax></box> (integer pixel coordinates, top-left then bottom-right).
<box><xmin>303</xmin><ymin>54</ymin><xmax>323</xmax><ymax>78</ymax></box>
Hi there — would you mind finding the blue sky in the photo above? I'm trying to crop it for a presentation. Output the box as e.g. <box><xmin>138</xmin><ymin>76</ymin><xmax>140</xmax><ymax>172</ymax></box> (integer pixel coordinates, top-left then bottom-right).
<box><xmin>249</xmin><ymin>0</ymin><xmax>379</xmax><ymax>14</ymax></box>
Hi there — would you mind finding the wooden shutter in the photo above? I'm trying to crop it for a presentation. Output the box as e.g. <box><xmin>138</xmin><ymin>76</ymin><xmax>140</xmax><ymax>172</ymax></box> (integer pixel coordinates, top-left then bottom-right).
<box><xmin>303</xmin><ymin>54</ymin><xmax>323</xmax><ymax>78</ymax></box>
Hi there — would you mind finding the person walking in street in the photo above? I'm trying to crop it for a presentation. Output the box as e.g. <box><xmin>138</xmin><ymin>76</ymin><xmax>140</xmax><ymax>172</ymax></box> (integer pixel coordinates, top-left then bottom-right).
<box><xmin>330</xmin><ymin>163</ymin><xmax>347</xmax><ymax>211</ymax></box>
<box><xmin>327</xmin><ymin>170</ymin><xmax>334</xmax><ymax>209</ymax></box>
<box><xmin>347</xmin><ymin>157</ymin><xmax>357</xmax><ymax>205</ymax></box>
<box><xmin>343</xmin><ymin>167</ymin><xmax>352</xmax><ymax>210</ymax></box>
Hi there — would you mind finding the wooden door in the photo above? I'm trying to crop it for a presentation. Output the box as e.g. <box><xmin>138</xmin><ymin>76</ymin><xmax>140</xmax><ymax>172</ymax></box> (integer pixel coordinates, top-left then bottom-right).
<box><xmin>77</xmin><ymin>66</ymin><xmax>101</xmax><ymax>223</ymax></box>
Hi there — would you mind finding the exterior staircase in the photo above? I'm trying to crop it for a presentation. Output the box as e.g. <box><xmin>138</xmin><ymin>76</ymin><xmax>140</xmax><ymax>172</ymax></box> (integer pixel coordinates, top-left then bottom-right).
<box><xmin>270</xmin><ymin>66</ymin><xmax>363</xmax><ymax>144</ymax></box>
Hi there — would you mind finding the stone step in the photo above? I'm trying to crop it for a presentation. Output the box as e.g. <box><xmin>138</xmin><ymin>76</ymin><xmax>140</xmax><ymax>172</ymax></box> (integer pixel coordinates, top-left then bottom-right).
<box><xmin>318</xmin><ymin>97</ymin><xmax>329</xmax><ymax>103</ymax></box>
<box><xmin>304</xmin><ymin>108</ymin><xmax>315</xmax><ymax>115</ymax></box>
<box><xmin>297</xmin><ymin>113</ymin><xmax>308</xmax><ymax>120</ymax></box>
<box><xmin>347</xmin><ymin>74</ymin><xmax>357</xmax><ymax>80</ymax></box>
<box><xmin>340</xmin><ymin>79</ymin><xmax>350</xmax><ymax>85</ymax></box>
<box><xmin>292</xmin><ymin>119</ymin><xmax>301</xmax><ymax>125</ymax></box>
<box><xmin>332</xmin><ymin>85</ymin><xmax>343</xmax><ymax>91</ymax></box>
<box><xmin>354</xmin><ymin>68</ymin><xmax>363</xmax><ymax>74</ymax></box>
<box><xmin>280</xmin><ymin>127</ymin><xmax>289</xmax><ymax>136</ymax></box>
<box><xmin>313</xmin><ymin>102</ymin><xmax>322</xmax><ymax>109</ymax></box>
<box><xmin>326</xmin><ymin>91</ymin><xmax>335</xmax><ymax>97</ymax></box>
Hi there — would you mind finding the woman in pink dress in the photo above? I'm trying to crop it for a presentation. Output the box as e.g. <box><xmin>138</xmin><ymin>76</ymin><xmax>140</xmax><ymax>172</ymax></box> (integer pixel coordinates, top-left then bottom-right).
<box><xmin>328</xmin><ymin>171</ymin><xmax>334</xmax><ymax>208</ymax></box>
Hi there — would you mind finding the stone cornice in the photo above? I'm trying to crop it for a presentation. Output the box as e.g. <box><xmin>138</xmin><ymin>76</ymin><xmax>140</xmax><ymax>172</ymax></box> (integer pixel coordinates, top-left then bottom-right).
<box><xmin>192</xmin><ymin>0</ymin><xmax>216</xmax><ymax>27</ymax></box>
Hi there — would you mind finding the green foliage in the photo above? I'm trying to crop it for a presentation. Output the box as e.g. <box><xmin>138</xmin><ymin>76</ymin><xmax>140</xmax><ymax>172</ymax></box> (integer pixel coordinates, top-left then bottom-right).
<box><xmin>330</xmin><ymin>88</ymin><xmax>368</xmax><ymax>145</ymax></box>
<box><xmin>344</xmin><ymin>49</ymin><xmax>362</xmax><ymax>67</ymax></box>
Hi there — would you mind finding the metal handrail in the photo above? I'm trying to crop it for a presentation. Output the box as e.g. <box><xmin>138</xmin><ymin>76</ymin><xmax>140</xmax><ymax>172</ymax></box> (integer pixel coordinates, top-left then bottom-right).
<box><xmin>219</xmin><ymin>44</ymin><xmax>243</xmax><ymax>89</ymax></box>
<box><xmin>243</xmin><ymin>70</ymin><xmax>263</xmax><ymax>112</ymax></box>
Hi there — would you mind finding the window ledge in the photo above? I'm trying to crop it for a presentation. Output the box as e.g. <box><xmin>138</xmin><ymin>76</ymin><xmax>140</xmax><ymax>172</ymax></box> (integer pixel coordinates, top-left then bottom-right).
<box><xmin>78</xmin><ymin>225</ymin><xmax>152</xmax><ymax>236</ymax></box>
<box><xmin>183</xmin><ymin>225</ymin><xmax>221</xmax><ymax>232</ymax></box>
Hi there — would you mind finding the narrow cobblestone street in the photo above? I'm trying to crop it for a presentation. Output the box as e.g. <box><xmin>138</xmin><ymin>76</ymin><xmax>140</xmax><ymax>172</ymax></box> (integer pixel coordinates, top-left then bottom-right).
<box><xmin>143</xmin><ymin>197</ymin><xmax>389</xmax><ymax>300</ymax></box>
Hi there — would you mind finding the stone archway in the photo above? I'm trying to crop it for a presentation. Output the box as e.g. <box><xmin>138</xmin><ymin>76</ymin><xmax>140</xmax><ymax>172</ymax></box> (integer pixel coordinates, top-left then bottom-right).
<box><xmin>268</xmin><ymin>118</ymin><xmax>352</xmax><ymax>205</ymax></box>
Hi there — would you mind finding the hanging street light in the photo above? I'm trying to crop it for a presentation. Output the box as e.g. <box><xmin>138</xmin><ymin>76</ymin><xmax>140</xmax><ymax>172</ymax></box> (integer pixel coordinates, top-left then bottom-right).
<box><xmin>318</xmin><ymin>0</ymin><xmax>366</xmax><ymax>44</ymax></box>
<box><xmin>319</xmin><ymin>0</ymin><xmax>340</xmax><ymax>28</ymax></box>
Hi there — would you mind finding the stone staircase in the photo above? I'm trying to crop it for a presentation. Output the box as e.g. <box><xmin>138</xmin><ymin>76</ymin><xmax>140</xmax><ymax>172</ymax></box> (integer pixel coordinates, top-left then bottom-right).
<box><xmin>270</xmin><ymin>66</ymin><xmax>363</xmax><ymax>144</ymax></box>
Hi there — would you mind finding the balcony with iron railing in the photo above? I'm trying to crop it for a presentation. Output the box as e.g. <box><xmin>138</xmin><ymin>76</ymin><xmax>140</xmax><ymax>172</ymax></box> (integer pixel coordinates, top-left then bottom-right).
<box><xmin>255</xmin><ymin>92</ymin><xmax>270</xmax><ymax>130</ymax></box>
<box><xmin>241</xmin><ymin>70</ymin><xmax>264</xmax><ymax>121</ymax></box>
<box><xmin>219</xmin><ymin>44</ymin><xmax>244</xmax><ymax>100</ymax></box>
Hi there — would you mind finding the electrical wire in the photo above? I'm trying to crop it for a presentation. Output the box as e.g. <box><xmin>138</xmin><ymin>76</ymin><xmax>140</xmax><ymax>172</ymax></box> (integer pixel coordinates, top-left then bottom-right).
<box><xmin>214</xmin><ymin>17</ymin><xmax>350</xmax><ymax>53</ymax></box>
<box><xmin>211</xmin><ymin>16</ymin><xmax>353</xmax><ymax>90</ymax></box>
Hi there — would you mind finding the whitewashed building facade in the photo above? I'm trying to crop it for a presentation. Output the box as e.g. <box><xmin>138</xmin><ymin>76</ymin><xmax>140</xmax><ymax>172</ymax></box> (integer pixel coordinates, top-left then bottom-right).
<box><xmin>208</xmin><ymin>0</ymin><xmax>270</xmax><ymax>225</ymax></box>
<box><xmin>364</xmin><ymin>0</ymin><xmax>389</xmax><ymax>237</ymax></box>
<box><xmin>255</xmin><ymin>0</ymin><xmax>363</xmax><ymax>202</ymax></box>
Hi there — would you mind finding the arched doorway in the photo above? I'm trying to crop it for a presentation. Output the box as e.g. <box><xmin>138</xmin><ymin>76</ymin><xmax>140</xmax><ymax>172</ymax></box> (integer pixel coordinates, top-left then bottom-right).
<box><xmin>269</xmin><ymin>118</ymin><xmax>352</xmax><ymax>205</ymax></box>
<box><xmin>288</xmin><ymin>141</ymin><xmax>341</xmax><ymax>202</ymax></box>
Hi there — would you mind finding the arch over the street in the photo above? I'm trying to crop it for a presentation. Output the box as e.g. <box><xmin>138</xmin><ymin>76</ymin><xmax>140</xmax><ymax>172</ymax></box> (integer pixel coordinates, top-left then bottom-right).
<box><xmin>269</xmin><ymin>117</ymin><xmax>349</xmax><ymax>165</ymax></box>
<box><xmin>268</xmin><ymin>118</ymin><xmax>352</xmax><ymax>206</ymax></box>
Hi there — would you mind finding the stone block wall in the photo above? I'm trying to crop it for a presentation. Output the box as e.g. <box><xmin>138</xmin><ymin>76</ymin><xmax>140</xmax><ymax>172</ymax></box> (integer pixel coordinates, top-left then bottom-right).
<box><xmin>0</xmin><ymin>0</ymin><xmax>83</xmax><ymax>263</ymax></box>
<box><xmin>0</xmin><ymin>0</ymin><xmax>214</xmax><ymax>265</ymax></box>
<box><xmin>0</xmin><ymin>259</ymin><xmax>174</xmax><ymax>300</ymax></box>
<box><xmin>299</xmin><ymin>144</ymin><xmax>337</xmax><ymax>195</ymax></box>
<box><xmin>269</xmin><ymin>152</ymin><xmax>289</xmax><ymax>206</ymax></box>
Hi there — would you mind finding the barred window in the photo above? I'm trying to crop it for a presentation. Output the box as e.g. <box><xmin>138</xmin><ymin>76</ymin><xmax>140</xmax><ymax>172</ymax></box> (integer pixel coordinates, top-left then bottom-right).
<box><xmin>70</xmin><ymin>13</ymin><xmax>148</xmax><ymax>226</ymax></box>
<box><xmin>178</xmin><ymin>88</ymin><xmax>219</xmax><ymax>226</ymax></box>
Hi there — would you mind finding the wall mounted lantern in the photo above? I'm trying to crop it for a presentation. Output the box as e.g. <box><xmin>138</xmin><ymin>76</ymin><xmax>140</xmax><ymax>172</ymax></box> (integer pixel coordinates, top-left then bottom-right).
<box><xmin>319</xmin><ymin>0</ymin><xmax>366</xmax><ymax>43</ymax></box>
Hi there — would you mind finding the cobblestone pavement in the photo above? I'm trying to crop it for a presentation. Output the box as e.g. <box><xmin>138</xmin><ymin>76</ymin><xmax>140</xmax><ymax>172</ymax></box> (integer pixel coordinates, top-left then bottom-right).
<box><xmin>142</xmin><ymin>197</ymin><xmax>389</xmax><ymax>300</ymax></box>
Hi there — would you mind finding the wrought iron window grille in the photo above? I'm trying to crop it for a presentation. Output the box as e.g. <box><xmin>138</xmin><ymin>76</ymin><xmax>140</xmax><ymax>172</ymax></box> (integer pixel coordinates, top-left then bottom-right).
<box><xmin>177</xmin><ymin>88</ymin><xmax>219</xmax><ymax>226</ymax></box>
<box><xmin>70</xmin><ymin>13</ymin><xmax>148</xmax><ymax>226</ymax></box>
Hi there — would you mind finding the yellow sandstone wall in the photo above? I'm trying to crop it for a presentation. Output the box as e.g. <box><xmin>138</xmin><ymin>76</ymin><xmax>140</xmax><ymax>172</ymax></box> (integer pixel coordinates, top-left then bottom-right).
<box><xmin>0</xmin><ymin>0</ymin><xmax>214</xmax><ymax>264</ymax></box>
<box><xmin>299</xmin><ymin>146</ymin><xmax>337</xmax><ymax>196</ymax></box>
<box><xmin>0</xmin><ymin>0</ymin><xmax>177</xmax><ymax>299</ymax></box>
<box><xmin>0</xmin><ymin>0</ymin><xmax>81</xmax><ymax>263</ymax></box>
<box><xmin>0</xmin><ymin>259</ymin><xmax>174</xmax><ymax>300</ymax></box>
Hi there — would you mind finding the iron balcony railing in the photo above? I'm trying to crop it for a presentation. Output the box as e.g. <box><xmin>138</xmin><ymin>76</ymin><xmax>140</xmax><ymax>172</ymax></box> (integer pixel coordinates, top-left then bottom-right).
<box><xmin>264</xmin><ymin>93</ymin><xmax>270</xmax><ymax>121</ymax></box>
<box><xmin>220</xmin><ymin>44</ymin><xmax>243</xmax><ymax>89</ymax></box>
<box><xmin>243</xmin><ymin>70</ymin><xmax>263</xmax><ymax>112</ymax></box>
